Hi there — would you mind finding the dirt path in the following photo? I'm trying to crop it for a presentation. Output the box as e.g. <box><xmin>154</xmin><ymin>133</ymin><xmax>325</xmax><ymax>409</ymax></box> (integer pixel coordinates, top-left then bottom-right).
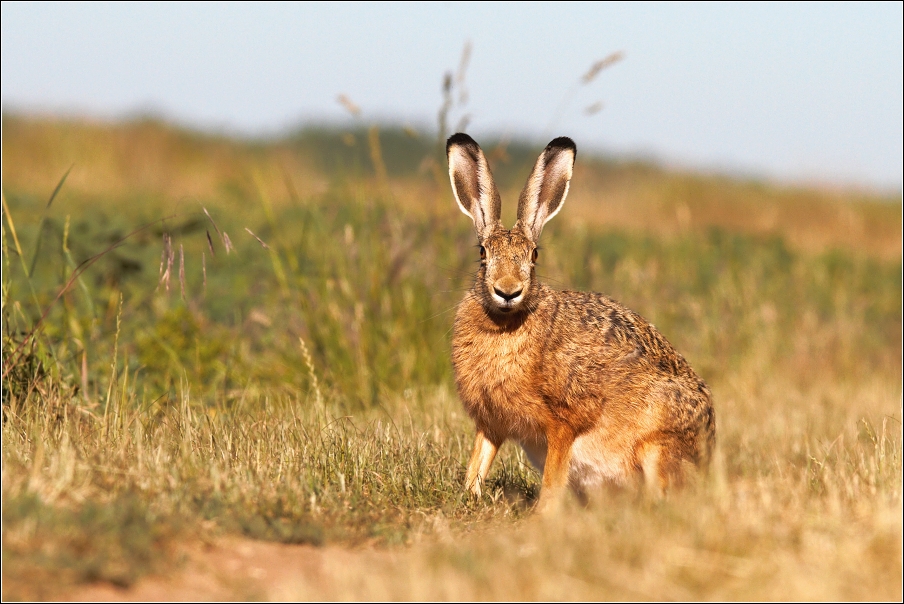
<box><xmin>64</xmin><ymin>537</ymin><xmax>388</xmax><ymax>601</ymax></box>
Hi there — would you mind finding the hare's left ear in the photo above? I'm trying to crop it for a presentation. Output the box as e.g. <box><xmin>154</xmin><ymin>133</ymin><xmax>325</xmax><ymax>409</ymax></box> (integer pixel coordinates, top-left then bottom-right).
<box><xmin>447</xmin><ymin>133</ymin><xmax>502</xmax><ymax>241</ymax></box>
<box><xmin>516</xmin><ymin>137</ymin><xmax>576</xmax><ymax>241</ymax></box>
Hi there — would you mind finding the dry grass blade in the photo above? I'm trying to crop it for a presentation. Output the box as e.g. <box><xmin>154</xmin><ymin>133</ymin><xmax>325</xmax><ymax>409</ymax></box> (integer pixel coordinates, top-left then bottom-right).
<box><xmin>103</xmin><ymin>293</ymin><xmax>123</xmax><ymax>434</ymax></box>
<box><xmin>299</xmin><ymin>336</ymin><xmax>323</xmax><ymax>406</ymax></box>
<box><xmin>456</xmin><ymin>40</ymin><xmax>472</xmax><ymax>105</ymax></box>
<box><xmin>546</xmin><ymin>51</ymin><xmax>623</xmax><ymax>136</ymax></box>
<box><xmin>162</xmin><ymin>233</ymin><xmax>174</xmax><ymax>291</ymax></box>
<box><xmin>244</xmin><ymin>228</ymin><xmax>270</xmax><ymax>249</ymax></box>
<box><xmin>368</xmin><ymin>126</ymin><xmax>389</xmax><ymax>190</ymax></box>
<box><xmin>336</xmin><ymin>94</ymin><xmax>361</xmax><ymax>117</ymax></box>
<box><xmin>2</xmin><ymin>193</ymin><xmax>47</xmax><ymax>314</ymax></box>
<box><xmin>179</xmin><ymin>244</ymin><xmax>186</xmax><ymax>300</ymax></box>
<box><xmin>582</xmin><ymin>51</ymin><xmax>624</xmax><ymax>84</ymax></box>
<box><xmin>203</xmin><ymin>207</ymin><xmax>233</xmax><ymax>255</ymax></box>
<box><xmin>2</xmin><ymin>194</ymin><xmax>29</xmax><ymax>272</ymax></box>
<box><xmin>438</xmin><ymin>40</ymin><xmax>473</xmax><ymax>136</ymax></box>
<box><xmin>80</xmin><ymin>350</ymin><xmax>89</xmax><ymax>401</ymax></box>
<box><xmin>27</xmin><ymin>165</ymin><xmax>73</xmax><ymax>277</ymax></box>
<box><xmin>158</xmin><ymin>233</ymin><xmax>172</xmax><ymax>289</ymax></box>
<box><xmin>167</xmin><ymin>242</ymin><xmax>175</xmax><ymax>287</ymax></box>
<box><xmin>61</xmin><ymin>213</ymin><xmax>96</xmax><ymax>316</ymax></box>
<box><xmin>201</xmin><ymin>207</ymin><xmax>223</xmax><ymax>239</ymax></box>
<box><xmin>438</xmin><ymin>72</ymin><xmax>454</xmax><ymax>143</ymax></box>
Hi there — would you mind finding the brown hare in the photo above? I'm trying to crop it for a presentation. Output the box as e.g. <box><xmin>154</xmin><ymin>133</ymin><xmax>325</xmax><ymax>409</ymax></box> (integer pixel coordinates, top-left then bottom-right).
<box><xmin>446</xmin><ymin>133</ymin><xmax>715</xmax><ymax>511</ymax></box>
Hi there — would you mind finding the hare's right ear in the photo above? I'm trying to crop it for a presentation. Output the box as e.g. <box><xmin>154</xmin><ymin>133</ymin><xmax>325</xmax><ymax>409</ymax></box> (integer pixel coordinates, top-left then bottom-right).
<box><xmin>447</xmin><ymin>133</ymin><xmax>502</xmax><ymax>240</ymax></box>
<box><xmin>516</xmin><ymin>137</ymin><xmax>576</xmax><ymax>241</ymax></box>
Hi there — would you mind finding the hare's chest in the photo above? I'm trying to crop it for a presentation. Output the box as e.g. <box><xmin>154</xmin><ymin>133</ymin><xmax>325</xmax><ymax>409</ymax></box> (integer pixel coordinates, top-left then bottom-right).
<box><xmin>452</xmin><ymin>327</ymin><xmax>547</xmax><ymax>435</ymax></box>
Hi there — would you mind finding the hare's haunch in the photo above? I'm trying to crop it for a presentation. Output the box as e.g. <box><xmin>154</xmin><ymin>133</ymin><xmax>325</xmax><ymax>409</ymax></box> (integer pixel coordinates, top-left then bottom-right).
<box><xmin>447</xmin><ymin>133</ymin><xmax>715</xmax><ymax>510</ymax></box>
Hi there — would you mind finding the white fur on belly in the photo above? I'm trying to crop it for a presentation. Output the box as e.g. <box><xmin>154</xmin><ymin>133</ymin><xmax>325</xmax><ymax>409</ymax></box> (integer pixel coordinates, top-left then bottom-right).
<box><xmin>519</xmin><ymin>434</ymin><xmax>632</xmax><ymax>489</ymax></box>
<box><xmin>568</xmin><ymin>435</ymin><xmax>632</xmax><ymax>488</ymax></box>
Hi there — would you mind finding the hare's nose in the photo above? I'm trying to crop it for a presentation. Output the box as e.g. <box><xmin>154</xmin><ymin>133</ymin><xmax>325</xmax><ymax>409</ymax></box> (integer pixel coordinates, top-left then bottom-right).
<box><xmin>494</xmin><ymin>278</ymin><xmax>523</xmax><ymax>301</ymax></box>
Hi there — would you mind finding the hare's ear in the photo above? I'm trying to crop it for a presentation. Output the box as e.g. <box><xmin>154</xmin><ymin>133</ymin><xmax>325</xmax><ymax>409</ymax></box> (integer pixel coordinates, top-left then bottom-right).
<box><xmin>447</xmin><ymin>133</ymin><xmax>502</xmax><ymax>240</ymax></box>
<box><xmin>516</xmin><ymin>137</ymin><xmax>576</xmax><ymax>241</ymax></box>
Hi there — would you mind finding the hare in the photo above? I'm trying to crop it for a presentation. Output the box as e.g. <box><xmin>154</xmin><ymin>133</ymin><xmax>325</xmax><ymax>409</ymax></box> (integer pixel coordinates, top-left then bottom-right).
<box><xmin>447</xmin><ymin>133</ymin><xmax>715</xmax><ymax>511</ymax></box>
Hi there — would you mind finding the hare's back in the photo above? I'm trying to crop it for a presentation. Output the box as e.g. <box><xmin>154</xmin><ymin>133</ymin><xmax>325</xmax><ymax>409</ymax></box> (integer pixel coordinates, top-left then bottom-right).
<box><xmin>551</xmin><ymin>291</ymin><xmax>689</xmax><ymax>370</ymax></box>
<box><xmin>550</xmin><ymin>291</ymin><xmax>711</xmax><ymax>417</ymax></box>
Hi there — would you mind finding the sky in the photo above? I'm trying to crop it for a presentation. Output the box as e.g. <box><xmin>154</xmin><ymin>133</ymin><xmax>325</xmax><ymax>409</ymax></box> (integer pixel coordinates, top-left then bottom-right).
<box><xmin>2</xmin><ymin>2</ymin><xmax>902</xmax><ymax>190</ymax></box>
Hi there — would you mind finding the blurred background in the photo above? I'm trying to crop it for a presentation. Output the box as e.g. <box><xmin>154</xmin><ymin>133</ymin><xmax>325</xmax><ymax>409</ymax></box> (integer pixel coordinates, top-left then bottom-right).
<box><xmin>3</xmin><ymin>1</ymin><xmax>902</xmax><ymax>189</ymax></box>
<box><xmin>3</xmin><ymin>2</ymin><xmax>901</xmax><ymax>407</ymax></box>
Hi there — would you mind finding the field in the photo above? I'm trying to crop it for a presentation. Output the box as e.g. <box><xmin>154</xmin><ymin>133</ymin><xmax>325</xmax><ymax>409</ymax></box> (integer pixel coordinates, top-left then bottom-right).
<box><xmin>1</xmin><ymin>113</ymin><xmax>902</xmax><ymax>600</ymax></box>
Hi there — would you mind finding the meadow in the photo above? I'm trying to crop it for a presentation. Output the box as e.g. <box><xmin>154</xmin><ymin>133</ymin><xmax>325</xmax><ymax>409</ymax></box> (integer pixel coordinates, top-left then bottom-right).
<box><xmin>1</xmin><ymin>113</ymin><xmax>901</xmax><ymax>600</ymax></box>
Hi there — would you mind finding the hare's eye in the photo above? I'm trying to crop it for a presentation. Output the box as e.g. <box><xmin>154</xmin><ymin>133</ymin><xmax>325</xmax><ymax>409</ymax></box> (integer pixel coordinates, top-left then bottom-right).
<box><xmin>531</xmin><ymin>248</ymin><xmax>539</xmax><ymax>262</ymax></box>
<box><xmin>479</xmin><ymin>246</ymin><xmax>486</xmax><ymax>260</ymax></box>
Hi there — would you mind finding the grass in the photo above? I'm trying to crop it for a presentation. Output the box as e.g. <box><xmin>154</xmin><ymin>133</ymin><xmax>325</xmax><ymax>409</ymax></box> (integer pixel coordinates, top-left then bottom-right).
<box><xmin>1</xmin><ymin>113</ymin><xmax>902</xmax><ymax>600</ymax></box>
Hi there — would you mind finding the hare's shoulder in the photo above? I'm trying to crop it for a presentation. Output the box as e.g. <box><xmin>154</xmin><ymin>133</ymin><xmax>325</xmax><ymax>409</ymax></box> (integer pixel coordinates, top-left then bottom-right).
<box><xmin>553</xmin><ymin>290</ymin><xmax>694</xmax><ymax>375</ymax></box>
<box><xmin>552</xmin><ymin>290</ymin><xmax>650</xmax><ymax>345</ymax></box>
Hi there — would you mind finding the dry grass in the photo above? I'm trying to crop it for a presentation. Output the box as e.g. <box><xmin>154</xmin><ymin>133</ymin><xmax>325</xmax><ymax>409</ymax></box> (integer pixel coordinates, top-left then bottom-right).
<box><xmin>1</xmin><ymin>112</ymin><xmax>901</xmax><ymax>600</ymax></box>
<box><xmin>2</xmin><ymin>377</ymin><xmax>900</xmax><ymax>600</ymax></box>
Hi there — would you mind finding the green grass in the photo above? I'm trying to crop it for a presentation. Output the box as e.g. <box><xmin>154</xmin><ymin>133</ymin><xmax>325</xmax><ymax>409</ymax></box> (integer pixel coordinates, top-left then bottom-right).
<box><xmin>1</xmin><ymin>115</ymin><xmax>901</xmax><ymax>599</ymax></box>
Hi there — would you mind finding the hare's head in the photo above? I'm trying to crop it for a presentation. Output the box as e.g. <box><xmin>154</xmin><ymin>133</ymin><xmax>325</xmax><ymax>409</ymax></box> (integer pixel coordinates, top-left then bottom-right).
<box><xmin>447</xmin><ymin>133</ymin><xmax>576</xmax><ymax>317</ymax></box>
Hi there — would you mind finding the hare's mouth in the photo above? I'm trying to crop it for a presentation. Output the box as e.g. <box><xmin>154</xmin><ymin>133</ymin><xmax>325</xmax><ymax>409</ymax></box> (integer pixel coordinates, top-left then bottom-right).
<box><xmin>487</xmin><ymin>277</ymin><xmax>527</xmax><ymax>313</ymax></box>
<box><xmin>489</xmin><ymin>293</ymin><xmax>525</xmax><ymax>313</ymax></box>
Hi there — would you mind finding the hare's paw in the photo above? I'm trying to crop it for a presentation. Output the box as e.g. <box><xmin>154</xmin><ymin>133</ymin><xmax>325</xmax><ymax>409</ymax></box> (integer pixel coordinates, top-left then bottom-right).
<box><xmin>464</xmin><ymin>431</ymin><xmax>500</xmax><ymax>497</ymax></box>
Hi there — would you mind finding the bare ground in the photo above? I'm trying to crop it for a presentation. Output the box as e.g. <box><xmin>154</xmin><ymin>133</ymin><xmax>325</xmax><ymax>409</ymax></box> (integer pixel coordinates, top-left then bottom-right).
<box><xmin>63</xmin><ymin>537</ymin><xmax>375</xmax><ymax>601</ymax></box>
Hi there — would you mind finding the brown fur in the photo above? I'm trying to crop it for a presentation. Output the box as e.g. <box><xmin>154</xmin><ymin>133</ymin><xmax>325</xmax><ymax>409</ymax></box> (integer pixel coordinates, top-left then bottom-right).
<box><xmin>446</xmin><ymin>133</ymin><xmax>715</xmax><ymax>510</ymax></box>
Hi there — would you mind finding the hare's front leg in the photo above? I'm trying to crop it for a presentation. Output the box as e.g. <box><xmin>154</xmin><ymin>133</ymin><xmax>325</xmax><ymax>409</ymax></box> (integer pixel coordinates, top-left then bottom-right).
<box><xmin>536</xmin><ymin>425</ymin><xmax>575</xmax><ymax>513</ymax></box>
<box><xmin>465</xmin><ymin>430</ymin><xmax>500</xmax><ymax>497</ymax></box>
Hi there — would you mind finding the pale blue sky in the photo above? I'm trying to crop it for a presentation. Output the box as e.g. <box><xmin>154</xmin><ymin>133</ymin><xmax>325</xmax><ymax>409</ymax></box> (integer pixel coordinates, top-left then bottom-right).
<box><xmin>2</xmin><ymin>2</ymin><xmax>902</xmax><ymax>189</ymax></box>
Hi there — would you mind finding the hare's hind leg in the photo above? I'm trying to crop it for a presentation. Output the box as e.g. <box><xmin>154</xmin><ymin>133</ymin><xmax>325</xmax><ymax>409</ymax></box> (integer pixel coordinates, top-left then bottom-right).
<box><xmin>638</xmin><ymin>440</ymin><xmax>694</xmax><ymax>497</ymax></box>
<box><xmin>639</xmin><ymin>443</ymin><xmax>667</xmax><ymax>497</ymax></box>
<box><xmin>465</xmin><ymin>430</ymin><xmax>500</xmax><ymax>497</ymax></box>
<box><xmin>536</xmin><ymin>425</ymin><xmax>576</xmax><ymax>514</ymax></box>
